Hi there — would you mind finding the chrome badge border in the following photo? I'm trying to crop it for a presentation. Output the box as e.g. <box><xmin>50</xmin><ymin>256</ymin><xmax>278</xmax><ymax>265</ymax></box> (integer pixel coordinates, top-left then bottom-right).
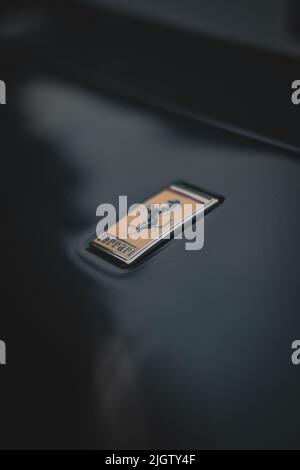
<box><xmin>87</xmin><ymin>182</ymin><xmax>223</xmax><ymax>269</ymax></box>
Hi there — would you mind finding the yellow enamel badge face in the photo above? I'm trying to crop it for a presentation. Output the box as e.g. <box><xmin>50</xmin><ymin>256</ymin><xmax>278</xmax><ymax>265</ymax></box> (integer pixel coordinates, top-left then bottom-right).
<box><xmin>90</xmin><ymin>183</ymin><xmax>220</xmax><ymax>266</ymax></box>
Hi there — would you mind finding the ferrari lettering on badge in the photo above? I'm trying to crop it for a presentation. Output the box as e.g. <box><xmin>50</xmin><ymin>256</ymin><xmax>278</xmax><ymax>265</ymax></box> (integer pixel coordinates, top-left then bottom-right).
<box><xmin>89</xmin><ymin>183</ymin><xmax>221</xmax><ymax>267</ymax></box>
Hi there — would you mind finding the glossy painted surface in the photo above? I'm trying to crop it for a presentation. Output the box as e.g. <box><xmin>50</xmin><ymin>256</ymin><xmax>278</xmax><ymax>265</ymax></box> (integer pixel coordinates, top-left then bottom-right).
<box><xmin>0</xmin><ymin>2</ymin><xmax>300</xmax><ymax>449</ymax></box>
